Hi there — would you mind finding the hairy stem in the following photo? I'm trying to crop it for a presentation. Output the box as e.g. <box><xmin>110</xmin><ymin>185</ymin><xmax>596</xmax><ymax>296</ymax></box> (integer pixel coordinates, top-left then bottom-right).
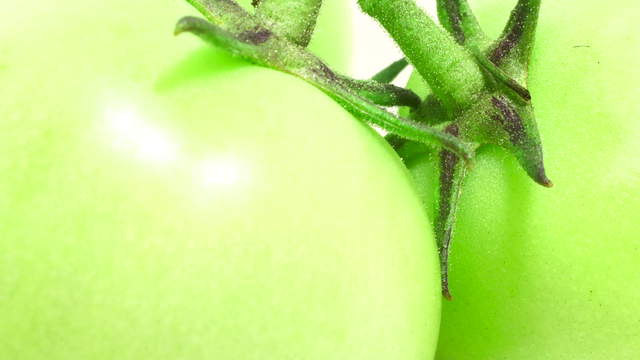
<box><xmin>433</xmin><ymin>125</ymin><xmax>467</xmax><ymax>300</ymax></box>
<box><xmin>489</xmin><ymin>0</ymin><xmax>542</xmax><ymax>69</ymax></box>
<box><xmin>180</xmin><ymin>0</ymin><xmax>554</xmax><ymax>302</ymax></box>
<box><xmin>358</xmin><ymin>0</ymin><xmax>486</xmax><ymax>113</ymax></box>
<box><xmin>436</xmin><ymin>0</ymin><xmax>487</xmax><ymax>46</ymax></box>
<box><xmin>471</xmin><ymin>45</ymin><xmax>531</xmax><ymax>103</ymax></box>
<box><xmin>339</xmin><ymin>76</ymin><xmax>421</xmax><ymax>108</ymax></box>
<box><xmin>254</xmin><ymin>0</ymin><xmax>321</xmax><ymax>47</ymax></box>
<box><xmin>176</xmin><ymin>16</ymin><xmax>475</xmax><ymax>160</ymax></box>
<box><xmin>175</xmin><ymin>17</ymin><xmax>267</xmax><ymax>62</ymax></box>
<box><xmin>184</xmin><ymin>0</ymin><xmax>249</xmax><ymax>28</ymax></box>
<box><xmin>306</xmin><ymin>76</ymin><xmax>474</xmax><ymax>161</ymax></box>
<box><xmin>372</xmin><ymin>58</ymin><xmax>409</xmax><ymax>83</ymax></box>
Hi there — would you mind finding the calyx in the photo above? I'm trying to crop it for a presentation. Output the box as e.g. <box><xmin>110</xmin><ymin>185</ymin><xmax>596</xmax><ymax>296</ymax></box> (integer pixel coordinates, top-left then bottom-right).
<box><xmin>176</xmin><ymin>0</ymin><xmax>550</xmax><ymax>299</ymax></box>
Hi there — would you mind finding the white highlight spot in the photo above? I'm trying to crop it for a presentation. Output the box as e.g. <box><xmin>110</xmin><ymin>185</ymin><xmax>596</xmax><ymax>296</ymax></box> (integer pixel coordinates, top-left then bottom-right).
<box><xmin>199</xmin><ymin>156</ymin><xmax>246</xmax><ymax>187</ymax></box>
<box><xmin>104</xmin><ymin>105</ymin><xmax>179</xmax><ymax>164</ymax></box>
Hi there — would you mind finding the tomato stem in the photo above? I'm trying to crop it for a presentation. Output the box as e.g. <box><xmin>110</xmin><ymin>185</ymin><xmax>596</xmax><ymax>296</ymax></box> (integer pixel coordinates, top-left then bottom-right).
<box><xmin>436</xmin><ymin>0</ymin><xmax>488</xmax><ymax>47</ymax></box>
<box><xmin>174</xmin><ymin>17</ymin><xmax>267</xmax><ymax>64</ymax></box>
<box><xmin>377</xmin><ymin>0</ymin><xmax>550</xmax><ymax>298</ymax></box>
<box><xmin>179</xmin><ymin>0</ymin><xmax>553</xmax><ymax>299</ymax></box>
<box><xmin>177</xmin><ymin>0</ymin><xmax>475</xmax><ymax>160</ymax></box>
<box><xmin>434</xmin><ymin>127</ymin><xmax>468</xmax><ymax>300</ymax></box>
<box><xmin>338</xmin><ymin>76</ymin><xmax>421</xmax><ymax>108</ymax></box>
<box><xmin>311</xmin><ymin>81</ymin><xmax>476</xmax><ymax>162</ymax></box>
<box><xmin>184</xmin><ymin>0</ymin><xmax>249</xmax><ymax>28</ymax></box>
<box><xmin>470</xmin><ymin>45</ymin><xmax>531</xmax><ymax>103</ymax></box>
<box><xmin>489</xmin><ymin>0</ymin><xmax>542</xmax><ymax>72</ymax></box>
<box><xmin>253</xmin><ymin>0</ymin><xmax>321</xmax><ymax>47</ymax></box>
<box><xmin>358</xmin><ymin>0</ymin><xmax>487</xmax><ymax>114</ymax></box>
<box><xmin>371</xmin><ymin>58</ymin><xmax>409</xmax><ymax>84</ymax></box>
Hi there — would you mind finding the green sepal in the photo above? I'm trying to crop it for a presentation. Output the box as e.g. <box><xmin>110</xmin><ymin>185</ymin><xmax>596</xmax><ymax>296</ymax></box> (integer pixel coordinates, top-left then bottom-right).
<box><xmin>488</xmin><ymin>0</ymin><xmax>542</xmax><ymax>78</ymax></box>
<box><xmin>381</xmin><ymin>0</ymin><xmax>551</xmax><ymax>298</ymax></box>
<box><xmin>253</xmin><ymin>0</ymin><xmax>321</xmax><ymax>47</ymax></box>
<box><xmin>184</xmin><ymin>0</ymin><xmax>249</xmax><ymax>28</ymax></box>
<box><xmin>358</xmin><ymin>0</ymin><xmax>487</xmax><ymax>113</ymax></box>
<box><xmin>339</xmin><ymin>77</ymin><xmax>421</xmax><ymax>108</ymax></box>
<box><xmin>372</xmin><ymin>58</ymin><xmax>409</xmax><ymax>84</ymax></box>
<box><xmin>177</xmin><ymin>1</ymin><xmax>476</xmax><ymax>161</ymax></box>
<box><xmin>433</xmin><ymin>125</ymin><xmax>468</xmax><ymax>300</ymax></box>
<box><xmin>470</xmin><ymin>45</ymin><xmax>532</xmax><ymax>104</ymax></box>
<box><xmin>174</xmin><ymin>17</ymin><xmax>267</xmax><ymax>64</ymax></box>
<box><xmin>436</xmin><ymin>0</ymin><xmax>488</xmax><ymax>47</ymax></box>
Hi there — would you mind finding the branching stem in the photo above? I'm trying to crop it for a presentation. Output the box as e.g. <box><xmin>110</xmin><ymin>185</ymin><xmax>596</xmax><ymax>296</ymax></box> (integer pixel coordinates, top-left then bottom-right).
<box><xmin>254</xmin><ymin>0</ymin><xmax>321</xmax><ymax>47</ymax></box>
<box><xmin>339</xmin><ymin>76</ymin><xmax>421</xmax><ymax>108</ymax></box>
<box><xmin>372</xmin><ymin>58</ymin><xmax>409</xmax><ymax>83</ymax></box>
<box><xmin>358</xmin><ymin>0</ymin><xmax>486</xmax><ymax>113</ymax></box>
<box><xmin>436</xmin><ymin>0</ymin><xmax>487</xmax><ymax>47</ymax></box>
<box><xmin>489</xmin><ymin>0</ymin><xmax>542</xmax><ymax>69</ymax></box>
<box><xmin>178</xmin><ymin>0</ymin><xmax>552</xmax><ymax>300</ymax></box>
<box><xmin>176</xmin><ymin>0</ymin><xmax>475</xmax><ymax>161</ymax></box>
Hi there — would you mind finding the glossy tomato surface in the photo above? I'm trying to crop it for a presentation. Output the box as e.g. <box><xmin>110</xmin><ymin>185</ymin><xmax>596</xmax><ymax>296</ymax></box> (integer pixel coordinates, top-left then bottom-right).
<box><xmin>0</xmin><ymin>1</ymin><xmax>442</xmax><ymax>359</ymax></box>
<box><xmin>407</xmin><ymin>1</ymin><xmax>640</xmax><ymax>359</ymax></box>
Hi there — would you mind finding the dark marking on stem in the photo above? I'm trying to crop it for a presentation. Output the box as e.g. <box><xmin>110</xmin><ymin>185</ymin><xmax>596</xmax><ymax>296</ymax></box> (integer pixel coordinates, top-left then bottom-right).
<box><xmin>438</xmin><ymin>124</ymin><xmax>460</xmax><ymax>225</ymax></box>
<box><xmin>491</xmin><ymin>97</ymin><xmax>553</xmax><ymax>187</ymax></box>
<box><xmin>474</xmin><ymin>50</ymin><xmax>532</xmax><ymax>102</ymax></box>
<box><xmin>441</xmin><ymin>225</ymin><xmax>454</xmax><ymax>301</ymax></box>
<box><xmin>437</xmin><ymin>124</ymin><xmax>460</xmax><ymax>300</ymax></box>
<box><xmin>444</xmin><ymin>0</ymin><xmax>465</xmax><ymax>44</ymax></box>
<box><xmin>251</xmin><ymin>0</ymin><xmax>262</xmax><ymax>7</ymax></box>
<box><xmin>491</xmin><ymin>96</ymin><xmax>526</xmax><ymax>146</ymax></box>
<box><xmin>506</xmin><ymin>78</ymin><xmax>532</xmax><ymax>102</ymax></box>
<box><xmin>489</xmin><ymin>4</ymin><xmax>527</xmax><ymax>64</ymax></box>
<box><xmin>238</xmin><ymin>26</ymin><xmax>272</xmax><ymax>45</ymax></box>
<box><xmin>312</xmin><ymin>62</ymin><xmax>338</xmax><ymax>82</ymax></box>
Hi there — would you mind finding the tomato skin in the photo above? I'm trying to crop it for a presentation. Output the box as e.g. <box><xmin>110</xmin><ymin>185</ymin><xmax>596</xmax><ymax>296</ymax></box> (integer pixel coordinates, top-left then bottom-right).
<box><xmin>408</xmin><ymin>1</ymin><xmax>640</xmax><ymax>359</ymax></box>
<box><xmin>0</xmin><ymin>1</ymin><xmax>441</xmax><ymax>359</ymax></box>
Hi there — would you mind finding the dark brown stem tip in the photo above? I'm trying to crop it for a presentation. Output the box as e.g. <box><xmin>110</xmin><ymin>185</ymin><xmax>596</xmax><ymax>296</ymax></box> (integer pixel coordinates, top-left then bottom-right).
<box><xmin>174</xmin><ymin>16</ymin><xmax>200</xmax><ymax>36</ymax></box>
<box><xmin>534</xmin><ymin>166</ymin><xmax>553</xmax><ymax>188</ymax></box>
<box><xmin>441</xmin><ymin>276</ymin><xmax>453</xmax><ymax>300</ymax></box>
<box><xmin>442</xmin><ymin>288</ymin><xmax>453</xmax><ymax>301</ymax></box>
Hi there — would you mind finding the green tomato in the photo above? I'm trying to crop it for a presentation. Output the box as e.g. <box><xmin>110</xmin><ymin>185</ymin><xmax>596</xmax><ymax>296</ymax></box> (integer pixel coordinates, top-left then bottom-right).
<box><xmin>407</xmin><ymin>1</ymin><xmax>640</xmax><ymax>359</ymax></box>
<box><xmin>0</xmin><ymin>1</ymin><xmax>442</xmax><ymax>359</ymax></box>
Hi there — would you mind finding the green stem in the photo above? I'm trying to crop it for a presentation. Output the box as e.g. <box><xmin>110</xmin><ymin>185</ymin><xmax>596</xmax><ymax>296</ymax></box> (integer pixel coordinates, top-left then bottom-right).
<box><xmin>339</xmin><ymin>76</ymin><xmax>421</xmax><ymax>108</ymax></box>
<box><xmin>254</xmin><ymin>0</ymin><xmax>321</xmax><ymax>47</ymax></box>
<box><xmin>302</xmin><ymin>72</ymin><xmax>475</xmax><ymax>161</ymax></box>
<box><xmin>358</xmin><ymin>0</ymin><xmax>486</xmax><ymax>114</ymax></box>
<box><xmin>410</xmin><ymin>95</ymin><xmax>448</xmax><ymax>126</ymax></box>
<box><xmin>489</xmin><ymin>0</ymin><xmax>541</xmax><ymax>69</ymax></box>
<box><xmin>184</xmin><ymin>0</ymin><xmax>249</xmax><ymax>28</ymax></box>
<box><xmin>175</xmin><ymin>16</ymin><xmax>267</xmax><ymax>63</ymax></box>
<box><xmin>433</xmin><ymin>126</ymin><xmax>467</xmax><ymax>300</ymax></box>
<box><xmin>176</xmin><ymin>17</ymin><xmax>475</xmax><ymax>161</ymax></box>
<box><xmin>470</xmin><ymin>45</ymin><xmax>531</xmax><ymax>103</ymax></box>
<box><xmin>372</xmin><ymin>58</ymin><xmax>409</xmax><ymax>83</ymax></box>
<box><xmin>436</xmin><ymin>0</ymin><xmax>487</xmax><ymax>46</ymax></box>
<box><xmin>488</xmin><ymin>96</ymin><xmax>552</xmax><ymax>187</ymax></box>
<box><xmin>180</xmin><ymin>0</ymin><xmax>554</xmax><ymax>301</ymax></box>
